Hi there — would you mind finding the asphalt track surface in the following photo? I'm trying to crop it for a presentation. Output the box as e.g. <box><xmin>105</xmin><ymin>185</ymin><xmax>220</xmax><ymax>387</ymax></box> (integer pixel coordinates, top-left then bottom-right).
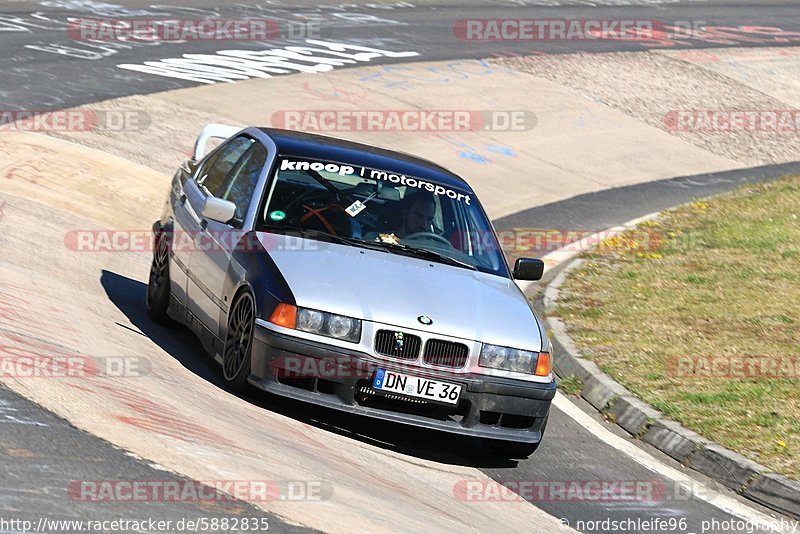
<box><xmin>0</xmin><ymin>383</ymin><xmax>309</xmax><ymax>531</ymax></box>
<box><xmin>1</xmin><ymin>0</ymin><xmax>800</xmax><ymax>109</ymax></box>
<box><xmin>1</xmin><ymin>0</ymin><xmax>799</xmax><ymax>532</ymax></box>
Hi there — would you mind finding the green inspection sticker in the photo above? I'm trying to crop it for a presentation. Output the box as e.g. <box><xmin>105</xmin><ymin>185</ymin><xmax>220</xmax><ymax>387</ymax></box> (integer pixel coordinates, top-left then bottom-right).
<box><xmin>269</xmin><ymin>210</ymin><xmax>286</xmax><ymax>221</ymax></box>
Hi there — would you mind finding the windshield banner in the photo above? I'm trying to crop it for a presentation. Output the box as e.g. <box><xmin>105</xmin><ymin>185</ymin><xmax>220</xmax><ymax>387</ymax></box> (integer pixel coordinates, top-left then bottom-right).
<box><xmin>279</xmin><ymin>159</ymin><xmax>472</xmax><ymax>205</ymax></box>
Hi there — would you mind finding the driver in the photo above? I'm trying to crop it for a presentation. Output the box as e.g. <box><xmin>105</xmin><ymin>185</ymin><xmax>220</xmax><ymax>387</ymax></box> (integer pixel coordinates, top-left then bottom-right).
<box><xmin>394</xmin><ymin>190</ymin><xmax>436</xmax><ymax>238</ymax></box>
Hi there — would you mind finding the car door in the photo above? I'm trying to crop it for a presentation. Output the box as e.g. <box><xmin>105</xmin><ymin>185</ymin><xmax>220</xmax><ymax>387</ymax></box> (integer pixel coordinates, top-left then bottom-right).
<box><xmin>186</xmin><ymin>137</ymin><xmax>269</xmax><ymax>339</ymax></box>
<box><xmin>170</xmin><ymin>129</ymin><xmax>244</xmax><ymax>310</ymax></box>
<box><xmin>181</xmin><ymin>136</ymin><xmax>253</xmax><ymax>331</ymax></box>
<box><xmin>167</xmin><ymin>164</ymin><xmax>195</xmax><ymax>309</ymax></box>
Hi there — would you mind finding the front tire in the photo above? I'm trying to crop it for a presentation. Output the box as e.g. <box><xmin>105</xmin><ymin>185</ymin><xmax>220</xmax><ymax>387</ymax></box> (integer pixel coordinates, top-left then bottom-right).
<box><xmin>222</xmin><ymin>292</ymin><xmax>255</xmax><ymax>393</ymax></box>
<box><xmin>146</xmin><ymin>232</ymin><xmax>172</xmax><ymax>324</ymax></box>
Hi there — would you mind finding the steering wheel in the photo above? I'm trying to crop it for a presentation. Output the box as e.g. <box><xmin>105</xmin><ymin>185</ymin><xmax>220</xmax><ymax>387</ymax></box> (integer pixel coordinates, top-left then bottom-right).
<box><xmin>299</xmin><ymin>203</ymin><xmax>351</xmax><ymax>236</ymax></box>
<box><xmin>402</xmin><ymin>232</ymin><xmax>453</xmax><ymax>247</ymax></box>
<box><xmin>284</xmin><ymin>188</ymin><xmax>347</xmax><ymax>216</ymax></box>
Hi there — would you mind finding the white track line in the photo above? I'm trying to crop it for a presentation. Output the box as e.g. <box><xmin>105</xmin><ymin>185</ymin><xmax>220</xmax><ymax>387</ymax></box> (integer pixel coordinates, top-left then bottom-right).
<box><xmin>553</xmin><ymin>393</ymin><xmax>790</xmax><ymax>532</ymax></box>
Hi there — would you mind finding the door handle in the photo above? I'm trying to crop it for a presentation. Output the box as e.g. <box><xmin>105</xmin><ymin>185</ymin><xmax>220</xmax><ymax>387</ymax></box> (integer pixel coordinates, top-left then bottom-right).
<box><xmin>179</xmin><ymin>193</ymin><xmax>187</xmax><ymax>205</ymax></box>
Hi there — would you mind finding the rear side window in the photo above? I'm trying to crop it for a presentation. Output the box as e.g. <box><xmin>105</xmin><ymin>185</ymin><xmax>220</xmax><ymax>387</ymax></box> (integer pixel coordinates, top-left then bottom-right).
<box><xmin>197</xmin><ymin>136</ymin><xmax>254</xmax><ymax>196</ymax></box>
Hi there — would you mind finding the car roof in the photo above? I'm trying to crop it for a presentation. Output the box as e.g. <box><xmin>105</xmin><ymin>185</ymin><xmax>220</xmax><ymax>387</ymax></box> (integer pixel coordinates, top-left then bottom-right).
<box><xmin>258</xmin><ymin>128</ymin><xmax>473</xmax><ymax>192</ymax></box>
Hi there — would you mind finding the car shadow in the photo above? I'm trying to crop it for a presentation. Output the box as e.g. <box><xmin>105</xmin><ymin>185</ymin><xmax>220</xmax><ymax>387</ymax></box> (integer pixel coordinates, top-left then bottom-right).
<box><xmin>100</xmin><ymin>269</ymin><xmax>519</xmax><ymax>469</ymax></box>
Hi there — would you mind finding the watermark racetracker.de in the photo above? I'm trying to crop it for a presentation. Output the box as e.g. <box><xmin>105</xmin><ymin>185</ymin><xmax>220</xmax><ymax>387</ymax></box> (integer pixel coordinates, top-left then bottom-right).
<box><xmin>453</xmin><ymin>479</ymin><xmax>667</xmax><ymax>502</ymax></box>
<box><xmin>664</xmin><ymin>110</ymin><xmax>800</xmax><ymax>132</ymax></box>
<box><xmin>0</xmin><ymin>110</ymin><xmax>150</xmax><ymax>132</ymax></box>
<box><xmin>271</xmin><ymin>109</ymin><xmax>537</xmax><ymax>132</ymax></box>
<box><xmin>0</xmin><ymin>355</ymin><xmax>151</xmax><ymax>378</ymax></box>
<box><xmin>63</xmin><ymin>227</ymin><xmax>698</xmax><ymax>254</ymax></box>
<box><xmin>668</xmin><ymin>355</ymin><xmax>800</xmax><ymax>378</ymax></box>
<box><xmin>454</xmin><ymin>478</ymin><xmax>727</xmax><ymax>504</ymax></box>
<box><xmin>68</xmin><ymin>479</ymin><xmax>333</xmax><ymax>502</ymax></box>
<box><xmin>67</xmin><ymin>18</ymin><xmax>321</xmax><ymax>42</ymax></box>
<box><xmin>453</xmin><ymin>19</ymin><xmax>710</xmax><ymax>41</ymax></box>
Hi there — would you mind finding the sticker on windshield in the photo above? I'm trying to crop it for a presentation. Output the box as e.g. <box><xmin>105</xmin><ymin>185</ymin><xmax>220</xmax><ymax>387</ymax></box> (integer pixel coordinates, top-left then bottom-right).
<box><xmin>280</xmin><ymin>159</ymin><xmax>355</xmax><ymax>177</ymax></box>
<box><xmin>269</xmin><ymin>210</ymin><xmax>286</xmax><ymax>221</ymax></box>
<box><xmin>279</xmin><ymin>159</ymin><xmax>472</xmax><ymax>205</ymax></box>
<box><xmin>345</xmin><ymin>200</ymin><xmax>367</xmax><ymax>217</ymax></box>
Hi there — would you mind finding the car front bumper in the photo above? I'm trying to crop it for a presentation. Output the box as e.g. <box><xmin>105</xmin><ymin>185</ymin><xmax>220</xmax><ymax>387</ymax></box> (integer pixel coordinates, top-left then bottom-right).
<box><xmin>249</xmin><ymin>325</ymin><xmax>555</xmax><ymax>443</ymax></box>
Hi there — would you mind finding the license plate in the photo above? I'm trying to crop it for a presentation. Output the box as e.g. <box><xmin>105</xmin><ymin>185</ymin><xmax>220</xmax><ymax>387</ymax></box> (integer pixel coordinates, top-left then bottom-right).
<box><xmin>372</xmin><ymin>369</ymin><xmax>462</xmax><ymax>405</ymax></box>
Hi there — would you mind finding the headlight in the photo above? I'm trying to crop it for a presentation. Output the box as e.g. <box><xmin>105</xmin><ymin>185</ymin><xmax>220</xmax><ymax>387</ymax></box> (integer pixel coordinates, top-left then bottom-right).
<box><xmin>327</xmin><ymin>314</ymin><xmax>357</xmax><ymax>339</ymax></box>
<box><xmin>479</xmin><ymin>343</ymin><xmax>545</xmax><ymax>375</ymax></box>
<box><xmin>297</xmin><ymin>308</ymin><xmax>325</xmax><ymax>332</ymax></box>
<box><xmin>292</xmin><ymin>306</ymin><xmax>361</xmax><ymax>343</ymax></box>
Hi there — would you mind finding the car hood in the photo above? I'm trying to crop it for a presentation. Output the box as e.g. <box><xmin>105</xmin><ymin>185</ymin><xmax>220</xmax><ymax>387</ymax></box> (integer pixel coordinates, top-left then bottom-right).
<box><xmin>258</xmin><ymin>233</ymin><xmax>543</xmax><ymax>351</ymax></box>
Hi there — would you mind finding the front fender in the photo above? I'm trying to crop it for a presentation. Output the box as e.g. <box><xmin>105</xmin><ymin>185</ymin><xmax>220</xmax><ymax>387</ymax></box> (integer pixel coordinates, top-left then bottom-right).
<box><xmin>218</xmin><ymin>232</ymin><xmax>296</xmax><ymax>340</ymax></box>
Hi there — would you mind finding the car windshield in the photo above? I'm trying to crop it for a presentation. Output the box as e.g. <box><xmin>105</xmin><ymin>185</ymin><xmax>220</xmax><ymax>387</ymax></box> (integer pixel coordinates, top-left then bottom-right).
<box><xmin>256</xmin><ymin>156</ymin><xmax>509</xmax><ymax>277</ymax></box>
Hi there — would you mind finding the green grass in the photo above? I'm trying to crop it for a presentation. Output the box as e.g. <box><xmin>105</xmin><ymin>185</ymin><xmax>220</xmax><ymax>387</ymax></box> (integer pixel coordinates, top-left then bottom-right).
<box><xmin>558</xmin><ymin>375</ymin><xmax>583</xmax><ymax>396</ymax></box>
<box><xmin>551</xmin><ymin>177</ymin><xmax>800</xmax><ymax>478</ymax></box>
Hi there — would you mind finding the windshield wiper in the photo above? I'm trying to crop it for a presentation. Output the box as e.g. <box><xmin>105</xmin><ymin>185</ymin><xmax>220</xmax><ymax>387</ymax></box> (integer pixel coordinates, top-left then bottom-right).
<box><xmin>373</xmin><ymin>241</ymin><xmax>478</xmax><ymax>271</ymax></box>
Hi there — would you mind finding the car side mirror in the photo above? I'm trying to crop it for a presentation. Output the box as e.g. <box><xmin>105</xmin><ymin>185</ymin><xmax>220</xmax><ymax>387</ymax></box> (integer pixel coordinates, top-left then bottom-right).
<box><xmin>513</xmin><ymin>258</ymin><xmax>545</xmax><ymax>281</ymax></box>
<box><xmin>202</xmin><ymin>197</ymin><xmax>237</xmax><ymax>226</ymax></box>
